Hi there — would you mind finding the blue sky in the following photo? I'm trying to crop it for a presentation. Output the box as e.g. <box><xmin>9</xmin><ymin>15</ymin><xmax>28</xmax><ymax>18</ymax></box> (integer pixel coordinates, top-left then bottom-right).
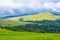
<box><xmin>0</xmin><ymin>0</ymin><xmax>60</xmax><ymax>17</ymax></box>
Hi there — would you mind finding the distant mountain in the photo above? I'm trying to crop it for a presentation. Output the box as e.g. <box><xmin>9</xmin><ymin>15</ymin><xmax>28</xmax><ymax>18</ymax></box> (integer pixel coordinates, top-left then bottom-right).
<box><xmin>51</xmin><ymin>12</ymin><xmax>60</xmax><ymax>15</ymax></box>
<box><xmin>7</xmin><ymin>12</ymin><xmax>60</xmax><ymax>21</ymax></box>
<box><xmin>1</xmin><ymin>12</ymin><xmax>38</xmax><ymax>18</ymax></box>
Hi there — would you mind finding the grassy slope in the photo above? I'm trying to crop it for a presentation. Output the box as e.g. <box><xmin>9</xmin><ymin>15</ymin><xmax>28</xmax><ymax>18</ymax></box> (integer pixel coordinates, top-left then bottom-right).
<box><xmin>0</xmin><ymin>12</ymin><xmax>59</xmax><ymax>28</ymax></box>
<box><xmin>8</xmin><ymin>12</ymin><xmax>60</xmax><ymax>21</ymax></box>
<box><xmin>1</xmin><ymin>12</ymin><xmax>60</xmax><ymax>27</ymax></box>
<box><xmin>0</xmin><ymin>12</ymin><xmax>60</xmax><ymax>40</ymax></box>
<box><xmin>0</xmin><ymin>19</ymin><xmax>32</xmax><ymax>27</ymax></box>
<box><xmin>0</xmin><ymin>28</ymin><xmax>60</xmax><ymax>40</ymax></box>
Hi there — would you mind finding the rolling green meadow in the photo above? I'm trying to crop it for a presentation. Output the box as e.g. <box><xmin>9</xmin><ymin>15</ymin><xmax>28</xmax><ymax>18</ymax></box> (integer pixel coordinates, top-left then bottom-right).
<box><xmin>0</xmin><ymin>12</ymin><xmax>60</xmax><ymax>40</ymax></box>
<box><xmin>0</xmin><ymin>28</ymin><xmax>60</xmax><ymax>40</ymax></box>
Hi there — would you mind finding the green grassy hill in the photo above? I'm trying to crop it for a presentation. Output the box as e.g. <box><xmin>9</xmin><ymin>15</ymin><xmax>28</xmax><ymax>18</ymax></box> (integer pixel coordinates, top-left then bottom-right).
<box><xmin>8</xmin><ymin>12</ymin><xmax>60</xmax><ymax>21</ymax></box>
<box><xmin>0</xmin><ymin>28</ymin><xmax>60</xmax><ymax>40</ymax></box>
<box><xmin>0</xmin><ymin>12</ymin><xmax>60</xmax><ymax>40</ymax></box>
<box><xmin>0</xmin><ymin>12</ymin><xmax>60</xmax><ymax>32</ymax></box>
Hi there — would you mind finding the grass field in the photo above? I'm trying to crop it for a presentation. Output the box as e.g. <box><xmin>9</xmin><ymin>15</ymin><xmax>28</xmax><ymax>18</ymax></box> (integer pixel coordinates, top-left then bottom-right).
<box><xmin>0</xmin><ymin>28</ymin><xmax>60</xmax><ymax>40</ymax></box>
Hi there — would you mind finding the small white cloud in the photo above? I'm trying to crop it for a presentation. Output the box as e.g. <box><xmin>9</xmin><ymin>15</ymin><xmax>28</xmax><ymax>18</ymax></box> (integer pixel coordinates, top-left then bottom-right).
<box><xmin>54</xmin><ymin>2</ymin><xmax>60</xmax><ymax>9</ymax></box>
<box><xmin>51</xmin><ymin>2</ymin><xmax>60</xmax><ymax>12</ymax></box>
<box><xmin>43</xmin><ymin>2</ymin><xmax>54</xmax><ymax>9</ymax></box>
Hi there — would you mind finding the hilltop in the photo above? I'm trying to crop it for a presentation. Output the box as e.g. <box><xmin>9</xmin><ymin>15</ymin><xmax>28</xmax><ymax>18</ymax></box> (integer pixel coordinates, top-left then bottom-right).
<box><xmin>7</xmin><ymin>12</ymin><xmax>60</xmax><ymax>21</ymax></box>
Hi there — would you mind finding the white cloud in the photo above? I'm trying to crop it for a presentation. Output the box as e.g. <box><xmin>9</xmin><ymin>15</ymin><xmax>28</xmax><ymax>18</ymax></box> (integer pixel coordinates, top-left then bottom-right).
<box><xmin>42</xmin><ymin>2</ymin><xmax>60</xmax><ymax>12</ymax></box>
<box><xmin>0</xmin><ymin>0</ymin><xmax>24</xmax><ymax>8</ymax></box>
<box><xmin>55</xmin><ymin>2</ymin><xmax>60</xmax><ymax>8</ymax></box>
<box><xmin>0</xmin><ymin>0</ymin><xmax>60</xmax><ymax>11</ymax></box>
<box><xmin>43</xmin><ymin>2</ymin><xmax>54</xmax><ymax>9</ymax></box>
<box><xmin>50</xmin><ymin>2</ymin><xmax>60</xmax><ymax>12</ymax></box>
<box><xmin>0</xmin><ymin>0</ymin><xmax>60</xmax><ymax>17</ymax></box>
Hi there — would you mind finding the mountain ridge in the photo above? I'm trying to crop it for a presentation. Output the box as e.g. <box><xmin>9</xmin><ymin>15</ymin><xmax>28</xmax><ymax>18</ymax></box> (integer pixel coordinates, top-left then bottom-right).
<box><xmin>7</xmin><ymin>12</ymin><xmax>60</xmax><ymax>21</ymax></box>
